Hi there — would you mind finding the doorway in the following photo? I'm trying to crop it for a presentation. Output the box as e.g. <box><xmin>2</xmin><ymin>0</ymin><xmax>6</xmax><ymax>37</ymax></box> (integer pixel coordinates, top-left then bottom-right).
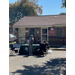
<box><xmin>42</xmin><ymin>28</ymin><xmax>48</xmax><ymax>42</ymax></box>
<box><xmin>29</xmin><ymin>28</ymin><xmax>35</xmax><ymax>37</ymax></box>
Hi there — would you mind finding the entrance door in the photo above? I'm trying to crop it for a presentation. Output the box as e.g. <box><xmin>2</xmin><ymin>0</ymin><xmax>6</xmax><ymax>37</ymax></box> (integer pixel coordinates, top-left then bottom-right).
<box><xmin>29</xmin><ymin>28</ymin><xmax>35</xmax><ymax>37</ymax></box>
<box><xmin>42</xmin><ymin>28</ymin><xmax>48</xmax><ymax>42</ymax></box>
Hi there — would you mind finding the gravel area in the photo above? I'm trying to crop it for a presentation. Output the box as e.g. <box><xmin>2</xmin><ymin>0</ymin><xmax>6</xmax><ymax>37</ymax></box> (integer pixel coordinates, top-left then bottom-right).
<box><xmin>9</xmin><ymin>49</ymin><xmax>66</xmax><ymax>75</ymax></box>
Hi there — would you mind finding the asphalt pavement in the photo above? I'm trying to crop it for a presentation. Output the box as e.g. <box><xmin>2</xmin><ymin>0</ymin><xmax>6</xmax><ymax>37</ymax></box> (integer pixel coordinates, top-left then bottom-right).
<box><xmin>9</xmin><ymin>49</ymin><xmax>66</xmax><ymax>75</ymax></box>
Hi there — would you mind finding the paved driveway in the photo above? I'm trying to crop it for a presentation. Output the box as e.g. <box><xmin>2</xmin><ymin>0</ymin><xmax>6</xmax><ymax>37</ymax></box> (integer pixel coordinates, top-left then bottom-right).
<box><xmin>9</xmin><ymin>50</ymin><xmax>66</xmax><ymax>75</ymax></box>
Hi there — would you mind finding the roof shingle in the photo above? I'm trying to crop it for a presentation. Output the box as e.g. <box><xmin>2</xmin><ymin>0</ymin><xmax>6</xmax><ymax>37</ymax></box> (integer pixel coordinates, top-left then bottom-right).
<box><xmin>13</xmin><ymin>15</ymin><xmax>66</xmax><ymax>27</ymax></box>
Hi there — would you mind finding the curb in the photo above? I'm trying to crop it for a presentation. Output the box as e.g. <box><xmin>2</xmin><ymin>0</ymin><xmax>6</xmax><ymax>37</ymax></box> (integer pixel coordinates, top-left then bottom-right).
<box><xmin>51</xmin><ymin>48</ymin><xmax>66</xmax><ymax>51</ymax></box>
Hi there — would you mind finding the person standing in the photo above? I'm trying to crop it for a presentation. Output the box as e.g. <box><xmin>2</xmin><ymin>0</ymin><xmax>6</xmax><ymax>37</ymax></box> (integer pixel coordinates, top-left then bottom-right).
<box><xmin>29</xmin><ymin>35</ymin><xmax>34</xmax><ymax>55</ymax></box>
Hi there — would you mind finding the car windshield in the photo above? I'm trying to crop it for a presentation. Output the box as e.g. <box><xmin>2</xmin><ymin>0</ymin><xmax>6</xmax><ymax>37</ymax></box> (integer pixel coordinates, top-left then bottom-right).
<box><xmin>10</xmin><ymin>34</ymin><xmax>16</xmax><ymax>37</ymax></box>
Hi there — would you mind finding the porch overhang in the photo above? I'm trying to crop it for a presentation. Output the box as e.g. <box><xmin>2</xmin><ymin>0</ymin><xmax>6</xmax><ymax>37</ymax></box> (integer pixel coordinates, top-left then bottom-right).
<box><xmin>13</xmin><ymin>24</ymin><xmax>66</xmax><ymax>28</ymax></box>
<box><xmin>13</xmin><ymin>25</ymin><xmax>52</xmax><ymax>28</ymax></box>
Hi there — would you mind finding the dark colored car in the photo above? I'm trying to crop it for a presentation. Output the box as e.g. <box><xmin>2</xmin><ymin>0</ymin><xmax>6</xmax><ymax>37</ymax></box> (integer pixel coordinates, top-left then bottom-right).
<box><xmin>9</xmin><ymin>34</ymin><xmax>17</xmax><ymax>42</ymax></box>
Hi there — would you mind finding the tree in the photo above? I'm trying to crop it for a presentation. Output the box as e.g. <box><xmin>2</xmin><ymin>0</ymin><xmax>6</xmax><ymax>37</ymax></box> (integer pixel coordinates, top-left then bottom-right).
<box><xmin>61</xmin><ymin>0</ymin><xmax>66</xmax><ymax>8</ymax></box>
<box><xmin>59</xmin><ymin>13</ymin><xmax>66</xmax><ymax>15</ymax></box>
<box><xmin>9</xmin><ymin>0</ymin><xmax>43</xmax><ymax>26</ymax></box>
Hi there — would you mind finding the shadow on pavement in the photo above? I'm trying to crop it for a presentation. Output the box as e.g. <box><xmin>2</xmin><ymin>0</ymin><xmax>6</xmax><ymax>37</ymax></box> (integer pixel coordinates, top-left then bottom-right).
<box><xmin>9</xmin><ymin>53</ymin><xmax>45</xmax><ymax>58</ymax></box>
<box><xmin>23</xmin><ymin>51</ymin><xmax>48</xmax><ymax>58</ymax></box>
<box><xmin>23</xmin><ymin>55</ymin><xmax>45</xmax><ymax>58</ymax></box>
<box><xmin>9</xmin><ymin>51</ymin><xmax>48</xmax><ymax>58</ymax></box>
<box><xmin>11</xmin><ymin>58</ymin><xmax>66</xmax><ymax>75</ymax></box>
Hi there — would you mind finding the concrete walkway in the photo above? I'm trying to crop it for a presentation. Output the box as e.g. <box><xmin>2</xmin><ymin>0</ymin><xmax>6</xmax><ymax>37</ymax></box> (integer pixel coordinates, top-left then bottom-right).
<box><xmin>60</xmin><ymin>45</ymin><xmax>66</xmax><ymax>48</ymax></box>
<box><xmin>51</xmin><ymin>45</ymin><xmax>66</xmax><ymax>51</ymax></box>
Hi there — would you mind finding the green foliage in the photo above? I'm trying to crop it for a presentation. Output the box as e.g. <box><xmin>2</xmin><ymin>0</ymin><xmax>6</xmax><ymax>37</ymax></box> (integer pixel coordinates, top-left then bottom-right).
<box><xmin>59</xmin><ymin>13</ymin><xmax>66</xmax><ymax>15</ymax></box>
<box><xmin>61</xmin><ymin>0</ymin><xmax>66</xmax><ymax>8</ymax></box>
<box><xmin>9</xmin><ymin>0</ymin><xmax>42</xmax><ymax>26</ymax></box>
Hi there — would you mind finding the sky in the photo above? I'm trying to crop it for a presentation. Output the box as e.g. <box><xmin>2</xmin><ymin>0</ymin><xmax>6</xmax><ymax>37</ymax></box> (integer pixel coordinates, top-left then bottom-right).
<box><xmin>9</xmin><ymin>0</ymin><xmax>66</xmax><ymax>15</ymax></box>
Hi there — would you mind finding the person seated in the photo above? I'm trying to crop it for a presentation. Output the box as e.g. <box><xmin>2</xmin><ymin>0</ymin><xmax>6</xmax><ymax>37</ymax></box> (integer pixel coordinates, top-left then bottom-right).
<box><xmin>45</xmin><ymin>42</ymin><xmax>49</xmax><ymax>49</ymax></box>
<box><xmin>41</xmin><ymin>40</ymin><xmax>49</xmax><ymax>50</ymax></box>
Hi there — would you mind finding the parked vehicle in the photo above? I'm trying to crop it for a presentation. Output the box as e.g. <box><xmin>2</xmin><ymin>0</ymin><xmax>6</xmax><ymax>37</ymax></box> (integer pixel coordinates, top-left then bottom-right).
<box><xmin>9</xmin><ymin>34</ymin><xmax>17</xmax><ymax>42</ymax></box>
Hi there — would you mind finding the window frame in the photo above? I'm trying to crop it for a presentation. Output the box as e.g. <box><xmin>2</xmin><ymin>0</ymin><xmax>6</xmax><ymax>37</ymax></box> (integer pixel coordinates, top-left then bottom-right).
<box><xmin>56</xmin><ymin>27</ymin><xmax>63</xmax><ymax>37</ymax></box>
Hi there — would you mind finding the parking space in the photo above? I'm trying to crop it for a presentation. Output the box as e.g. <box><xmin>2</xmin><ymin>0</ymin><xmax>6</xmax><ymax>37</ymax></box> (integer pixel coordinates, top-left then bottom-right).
<box><xmin>9</xmin><ymin>49</ymin><xmax>66</xmax><ymax>75</ymax></box>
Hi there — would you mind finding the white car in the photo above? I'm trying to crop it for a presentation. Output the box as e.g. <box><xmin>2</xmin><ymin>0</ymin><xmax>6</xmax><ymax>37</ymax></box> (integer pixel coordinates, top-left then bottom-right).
<box><xmin>9</xmin><ymin>34</ymin><xmax>17</xmax><ymax>42</ymax></box>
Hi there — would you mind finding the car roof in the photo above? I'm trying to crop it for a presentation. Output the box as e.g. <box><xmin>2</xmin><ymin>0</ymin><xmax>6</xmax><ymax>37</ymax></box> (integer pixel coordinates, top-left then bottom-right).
<box><xmin>9</xmin><ymin>34</ymin><xmax>16</xmax><ymax>37</ymax></box>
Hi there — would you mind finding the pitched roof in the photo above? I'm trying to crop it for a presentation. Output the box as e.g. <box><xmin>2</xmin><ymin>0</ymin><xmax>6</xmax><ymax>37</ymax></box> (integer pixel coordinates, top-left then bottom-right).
<box><xmin>13</xmin><ymin>15</ymin><xmax>66</xmax><ymax>27</ymax></box>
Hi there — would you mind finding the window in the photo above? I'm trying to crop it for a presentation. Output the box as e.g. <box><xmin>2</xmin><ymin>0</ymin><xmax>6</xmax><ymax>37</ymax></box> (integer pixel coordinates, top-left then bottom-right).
<box><xmin>56</xmin><ymin>27</ymin><xmax>62</xmax><ymax>37</ymax></box>
<box><xmin>42</xmin><ymin>29</ymin><xmax>47</xmax><ymax>34</ymax></box>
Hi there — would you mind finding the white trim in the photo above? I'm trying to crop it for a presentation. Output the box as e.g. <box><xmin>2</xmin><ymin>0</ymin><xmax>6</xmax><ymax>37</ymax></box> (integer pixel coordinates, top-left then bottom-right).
<box><xmin>13</xmin><ymin>24</ymin><xmax>66</xmax><ymax>28</ymax></box>
<box><xmin>13</xmin><ymin>25</ymin><xmax>53</xmax><ymax>28</ymax></box>
<box><xmin>53</xmin><ymin>24</ymin><xmax>66</xmax><ymax>27</ymax></box>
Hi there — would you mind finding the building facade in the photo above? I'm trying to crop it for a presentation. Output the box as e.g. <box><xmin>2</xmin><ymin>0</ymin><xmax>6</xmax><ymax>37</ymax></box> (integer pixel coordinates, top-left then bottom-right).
<box><xmin>13</xmin><ymin>15</ymin><xmax>66</xmax><ymax>46</ymax></box>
